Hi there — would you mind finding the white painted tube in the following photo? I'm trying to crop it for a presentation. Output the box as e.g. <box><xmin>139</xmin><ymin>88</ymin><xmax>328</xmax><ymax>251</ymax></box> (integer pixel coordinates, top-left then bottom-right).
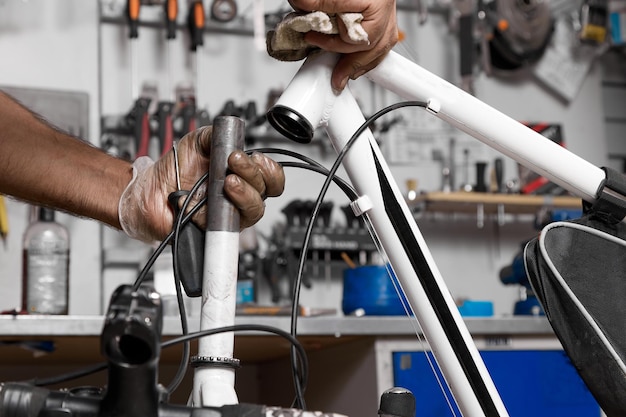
<box><xmin>267</xmin><ymin>52</ymin><xmax>339</xmax><ymax>143</ymax></box>
<box><xmin>366</xmin><ymin>51</ymin><xmax>605</xmax><ymax>202</ymax></box>
<box><xmin>267</xmin><ymin>51</ymin><xmax>510</xmax><ymax>417</ymax></box>
<box><xmin>193</xmin><ymin>231</ymin><xmax>240</xmax><ymax>407</ymax></box>
<box><xmin>326</xmin><ymin>90</ymin><xmax>509</xmax><ymax>417</ymax></box>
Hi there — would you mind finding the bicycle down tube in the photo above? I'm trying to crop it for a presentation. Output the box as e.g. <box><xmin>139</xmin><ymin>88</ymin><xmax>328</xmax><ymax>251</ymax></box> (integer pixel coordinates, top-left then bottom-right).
<box><xmin>266</xmin><ymin>51</ymin><xmax>607</xmax><ymax>417</ymax></box>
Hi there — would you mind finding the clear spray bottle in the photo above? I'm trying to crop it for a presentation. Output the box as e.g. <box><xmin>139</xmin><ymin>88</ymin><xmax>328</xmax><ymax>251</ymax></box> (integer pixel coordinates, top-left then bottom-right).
<box><xmin>21</xmin><ymin>206</ymin><xmax>70</xmax><ymax>314</ymax></box>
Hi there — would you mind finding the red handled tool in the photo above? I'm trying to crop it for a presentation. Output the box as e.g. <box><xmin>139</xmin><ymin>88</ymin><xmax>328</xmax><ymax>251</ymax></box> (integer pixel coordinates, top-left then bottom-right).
<box><xmin>125</xmin><ymin>0</ymin><xmax>153</xmax><ymax>159</ymax></box>
<box><xmin>126</xmin><ymin>0</ymin><xmax>141</xmax><ymax>99</ymax></box>
<box><xmin>126</xmin><ymin>97</ymin><xmax>152</xmax><ymax>158</ymax></box>
<box><xmin>181</xmin><ymin>0</ymin><xmax>209</xmax><ymax>133</ymax></box>
<box><xmin>155</xmin><ymin>0</ymin><xmax>178</xmax><ymax>157</ymax></box>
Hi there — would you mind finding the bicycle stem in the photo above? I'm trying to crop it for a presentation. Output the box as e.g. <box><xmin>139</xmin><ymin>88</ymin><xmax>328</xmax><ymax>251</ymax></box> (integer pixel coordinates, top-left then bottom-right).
<box><xmin>100</xmin><ymin>285</ymin><xmax>164</xmax><ymax>417</ymax></box>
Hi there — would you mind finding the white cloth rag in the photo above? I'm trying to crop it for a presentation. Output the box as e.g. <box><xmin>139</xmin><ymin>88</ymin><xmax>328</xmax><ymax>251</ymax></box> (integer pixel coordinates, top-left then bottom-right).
<box><xmin>266</xmin><ymin>11</ymin><xmax>369</xmax><ymax>61</ymax></box>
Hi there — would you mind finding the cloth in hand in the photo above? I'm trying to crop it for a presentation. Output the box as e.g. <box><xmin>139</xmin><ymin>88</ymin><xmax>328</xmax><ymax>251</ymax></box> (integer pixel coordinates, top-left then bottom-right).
<box><xmin>266</xmin><ymin>11</ymin><xmax>369</xmax><ymax>62</ymax></box>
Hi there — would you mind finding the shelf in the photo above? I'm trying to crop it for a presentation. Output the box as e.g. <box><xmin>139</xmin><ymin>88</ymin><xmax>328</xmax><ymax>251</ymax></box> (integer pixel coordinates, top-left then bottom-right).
<box><xmin>412</xmin><ymin>191</ymin><xmax>583</xmax><ymax>215</ymax></box>
<box><xmin>0</xmin><ymin>315</ymin><xmax>554</xmax><ymax>365</ymax></box>
<box><xmin>0</xmin><ymin>315</ymin><xmax>552</xmax><ymax>337</ymax></box>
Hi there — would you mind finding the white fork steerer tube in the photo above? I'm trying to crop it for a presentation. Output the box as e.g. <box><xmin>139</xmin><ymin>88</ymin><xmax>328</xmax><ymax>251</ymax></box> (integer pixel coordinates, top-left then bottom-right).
<box><xmin>192</xmin><ymin>116</ymin><xmax>244</xmax><ymax>407</ymax></box>
<box><xmin>366</xmin><ymin>51</ymin><xmax>605</xmax><ymax>202</ymax></box>
<box><xmin>268</xmin><ymin>52</ymin><xmax>509</xmax><ymax>417</ymax></box>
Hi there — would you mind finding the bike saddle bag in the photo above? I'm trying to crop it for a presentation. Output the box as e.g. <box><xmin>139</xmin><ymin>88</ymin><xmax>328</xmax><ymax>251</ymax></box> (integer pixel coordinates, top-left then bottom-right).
<box><xmin>524</xmin><ymin>168</ymin><xmax>626</xmax><ymax>416</ymax></box>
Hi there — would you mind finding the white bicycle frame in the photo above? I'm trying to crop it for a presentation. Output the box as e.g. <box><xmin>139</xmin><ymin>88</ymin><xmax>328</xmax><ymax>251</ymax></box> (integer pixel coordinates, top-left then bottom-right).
<box><xmin>195</xmin><ymin>50</ymin><xmax>606</xmax><ymax>416</ymax></box>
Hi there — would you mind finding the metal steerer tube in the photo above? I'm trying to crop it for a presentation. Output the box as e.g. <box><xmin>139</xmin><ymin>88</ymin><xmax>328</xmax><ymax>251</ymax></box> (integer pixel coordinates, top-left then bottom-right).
<box><xmin>193</xmin><ymin>116</ymin><xmax>244</xmax><ymax>407</ymax></box>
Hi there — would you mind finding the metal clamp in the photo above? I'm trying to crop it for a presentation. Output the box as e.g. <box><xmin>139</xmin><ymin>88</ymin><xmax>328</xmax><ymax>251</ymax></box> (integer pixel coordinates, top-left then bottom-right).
<box><xmin>190</xmin><ymin>355</ymin><xmax>241</xmax><ymax>369</ymax></box>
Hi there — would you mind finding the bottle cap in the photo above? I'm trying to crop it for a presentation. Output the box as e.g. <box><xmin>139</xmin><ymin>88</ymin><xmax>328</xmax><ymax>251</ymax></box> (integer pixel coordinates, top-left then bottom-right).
<box><xmin>38</xmin><ymin>207</ymin><xmax>55</xmax><ymax>222</ymax></box>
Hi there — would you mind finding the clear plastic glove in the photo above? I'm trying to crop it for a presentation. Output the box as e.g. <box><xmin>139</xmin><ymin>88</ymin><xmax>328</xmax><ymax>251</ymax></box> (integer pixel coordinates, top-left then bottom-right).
<box><xmin>118</xmin><ymin>126</ymin><xmax>285</xmax><ymax>243</ymax></box>
<box><xmin>288</xmin><ymin>0</ymin><xmax>398</xmax><ymax>91</ymax></box>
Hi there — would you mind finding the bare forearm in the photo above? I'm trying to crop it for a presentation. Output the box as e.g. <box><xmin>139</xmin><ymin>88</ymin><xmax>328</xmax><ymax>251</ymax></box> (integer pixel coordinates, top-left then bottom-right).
<box><xmin>0</xmin><ymin>91</ymin><xmax>132</xmax><ymax>230</ymax></box>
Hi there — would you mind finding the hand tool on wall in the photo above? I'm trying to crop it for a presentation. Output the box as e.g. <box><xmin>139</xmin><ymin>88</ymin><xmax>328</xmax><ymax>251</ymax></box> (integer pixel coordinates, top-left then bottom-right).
<box><xmin>0</xmin><ymin>195</ymin><xmax>8</xmax><ymax>247</ymax></box>
<box><xmin>155</xmin><ymin>0</ymin><xmax>178</xmax><ymax>157</ymax></box>
<box><xmin>153</xmin><ymin>101</ymin><xmax>175</xmax><ymax>157</ymax></box>
<box><xmin>460</xmin><ymin>148</ymin><xmax>473</xmax><ymax>192</ymax></box>
<box><xmin>579</xmin><ymin>0</ymin><xmax>608</xmax><ymax>44</ymax></box>
<box><xmin>493</xmin><ymin>157</ymin><xmax>504</xmax><ymax>193</ymax></box>
<box><xmin>179</xmin><ymin>0</ymin><xmax>207</xmax><ymax>135</ymax></box>
<box><xmin>476</xmin><ymin>0</ymin><xmax>493</xmax><ymax>76</ymax></box>
<box><xmin>125</xmin><ymin>0</ymin><xmax>152</xmax><ymax>159</ymax></box>
<box><xmin>176</xmin><ymin>95</ymin><xmax>198</xmax><ymax>136</ymax></box>
<box><xmin>454</xmin><ymin>0</ymin><xmax>477</xmax><ymax>94</ymax></box>
<box><xmin>164</xmin><ymin>0</ymin><xmax>178</xmax><ymax>98</ymax></box>
<box><xmin>486</xmin><ymin>0</ymin><xmax>554</xmax><ymax>71</ymax></box>
<box><xmin>415</xmin><ymin>0</ymin><xmax>428</xmax><ymax>25</ymax></box>
<box><xmin>188</xmin><ymin>0</ymin><xmax>205</xmax><ymax>53</ymax></box>
<box><xmin>125</xmin><ymin>97</ymin><xmax>152</xmax><ymax>158</ymax></box>
<box><xmin>127</xmin><ymin>0</ymin><xmax>141</xmax><ymax>101</ymax></box>
<box><xmin>210</xmin><ymin>0</ymin><xmax>238</xmax><ymax>23</ymax></box>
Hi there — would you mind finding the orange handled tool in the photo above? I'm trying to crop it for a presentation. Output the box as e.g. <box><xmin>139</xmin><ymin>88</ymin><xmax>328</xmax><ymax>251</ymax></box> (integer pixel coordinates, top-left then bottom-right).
<box><xmin>165</xmin><ymin>0</ymin><xmax>178</xmax><ymax>40</ymax></box>
<box><xmin>187</xmin><ymin>0</ymin><xmax>205</xmax><ymax>51</ymax></box>
<box><xmin>126</xmin><ymin>0</ymin><xmax>141</xmax><ymax>39</ymax></box>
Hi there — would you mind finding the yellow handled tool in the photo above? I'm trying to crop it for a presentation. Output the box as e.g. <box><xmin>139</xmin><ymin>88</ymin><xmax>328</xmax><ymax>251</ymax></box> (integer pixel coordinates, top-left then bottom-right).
<box><xmin>0</xmin><ymin>194</ymin><xmax>8</xmax><ymax>245</ymax></box>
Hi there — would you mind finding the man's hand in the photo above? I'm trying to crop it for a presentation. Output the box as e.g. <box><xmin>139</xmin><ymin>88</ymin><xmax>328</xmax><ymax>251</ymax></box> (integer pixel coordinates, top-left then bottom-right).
<box><xmin>118</xmin><ymin>126</ymin><xmax>285</xmax><ymax>243</ymax></box>
<box><xmin>288</xmin><ymin>0</ymin><xmax>398</xmax><ymax>91</ymax></box>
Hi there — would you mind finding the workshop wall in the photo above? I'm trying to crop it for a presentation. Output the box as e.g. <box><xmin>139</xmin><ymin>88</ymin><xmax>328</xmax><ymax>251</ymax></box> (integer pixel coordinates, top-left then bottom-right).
<box><xmin>0</xmin><ymin>0</ymin><xmax>618</xmax><ymax>317</ymax></box>
<box><xmin>0</xmin><ymin>1</ymin><xmax>101</xmax><ymax>314</ymax></box>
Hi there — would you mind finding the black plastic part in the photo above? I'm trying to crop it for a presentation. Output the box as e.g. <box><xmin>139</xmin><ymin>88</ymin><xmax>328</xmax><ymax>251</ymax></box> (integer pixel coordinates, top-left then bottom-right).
<box><xmin>38</xmin><ymin>207</ymin><xmax>55</xmax><ymax>222</ymax></box>
<box><xmin>266</xmin><ymin>105</ymin><xmax>314</xmax><ymax>144</ymax></box>
<box><xmin>459</xmin><ymin>14</ymin><xmax>474</xmax><ymax>77</ymax></box>
<box><xmin>583</xmin><ymin>166</ymin><xmax>626</xmax><ymax>224</ymax></box>
<box><xmin>474</xmin><ymin>161</ymin><xmax>488</xmax><ymax>192</ymax></box>
<box><xmin>378</xmin><ymin>387</ymin><xmax>416</xmax><ymax>417</ymax></box>
<box><xmin>100</xmin><ymin>285</ymin><xmax>163</xmax><ymax>417</ymax></box>
<box><xmin>0</xmin><ymin>382</ymin><xmax>276</xmax><ymax>417</ymax></box>
<box><xmin>169</xmin><ymin>190</ymin><xmax>205</xmax><ymax>298</ymax></box>
<box><xmin>488</xmin><ymin>19</ymin><xmax>554</xmax><ymax>71</ymax></box>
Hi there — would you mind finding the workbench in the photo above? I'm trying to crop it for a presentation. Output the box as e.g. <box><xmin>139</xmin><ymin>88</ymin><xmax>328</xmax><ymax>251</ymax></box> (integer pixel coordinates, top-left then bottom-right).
<box><xmin>0</xmin><ymin>314</ymin><xmax>599</xmax><ymax>416</ymax></box>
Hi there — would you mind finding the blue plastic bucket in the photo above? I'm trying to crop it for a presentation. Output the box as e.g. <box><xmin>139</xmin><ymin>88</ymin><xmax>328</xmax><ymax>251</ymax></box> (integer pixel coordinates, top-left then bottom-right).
<box><xmin>342</xmin><ymin>265</ymin><xmax>410</xmax><ymax>316</ymax></box>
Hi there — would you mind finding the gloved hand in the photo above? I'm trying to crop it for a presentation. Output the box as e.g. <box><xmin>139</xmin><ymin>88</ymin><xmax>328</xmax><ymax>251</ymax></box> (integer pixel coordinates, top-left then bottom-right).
<box><xmin>287</xmin><ymin>0</ymin><xmax>398</xmax><ymax>91</ymax></box>
<box><xmin>118</xmin><ymin>126</ymin><xmax>285</xmax><ymax>243</ymax></box>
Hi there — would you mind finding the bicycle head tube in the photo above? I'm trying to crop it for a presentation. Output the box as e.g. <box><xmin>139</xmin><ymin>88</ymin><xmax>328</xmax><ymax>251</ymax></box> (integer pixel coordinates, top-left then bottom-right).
<box><xmin>266</xmin><ymin>52</ymin><xmax>339</xmax><ymax>144</ymax></box>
